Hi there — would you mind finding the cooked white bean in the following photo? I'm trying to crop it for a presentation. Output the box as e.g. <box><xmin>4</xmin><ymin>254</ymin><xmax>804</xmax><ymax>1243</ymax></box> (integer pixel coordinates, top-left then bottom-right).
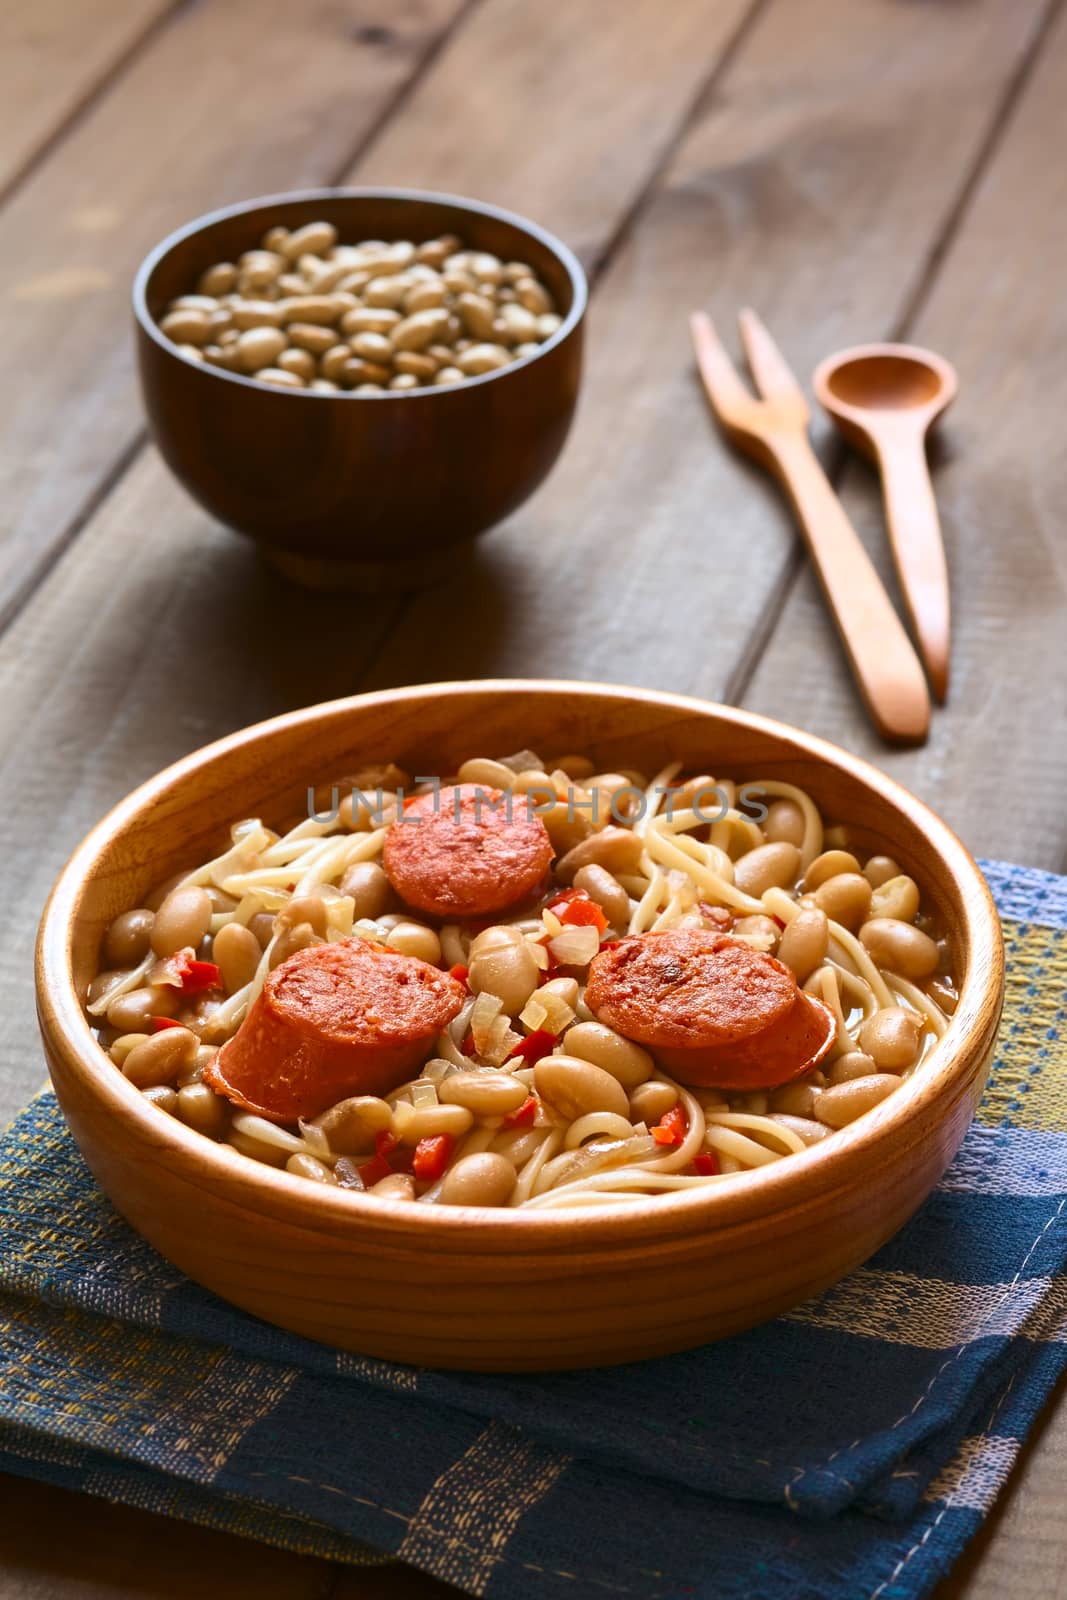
<box><xmin>339</xmin><ymin>861</ymin><xmax>391</xmax><ymax>920</ymax></box>
<box><xmin>151</xmin><ymin>885</ymin><xmax>212</xmax><ymax>956</ymax></box>
<box><xmin>439</xmin><ymin>1072</ymin><xmax>528</xmax><ymax>1116</ymax></box>
<box><xmin>212</xmin><ymin>921</ymin><xmax>261</xmax><ymax>994</ymax></box>
<box><xmin>814</xmin><ymin>1074</ymin><xmax>903</xmax><ymax>1128</ymax></box>
<box><xmin>392</xmin><ymin>1101</ymin><xmax>473</xmax><ymax>1143</ymax></box>
<box><xmin>870</xmin><ymin>874</ymin><xmax>921</xmax><ymax>922</ymax></box>
<box><xmin>858</xmin><ymin>1008</ymin><xmax>922</xmax><ymax>1070</ymax></box>
<box><xmin>859</xmin><ymin>918</ymin><xmax>940</xmax><ymax>978</ymax></box>
<box><xmin>806</xmin><ymin>849</ymin><xmax>862</xmax><ymax>889</ymax></box>
<box><xmin>628</xmin><ymin>1080</ymin><xmax>679</xmax><ymax>1123</ymax></box>
<box><xmin>813</xmin><ymin>872</ymin><xmax>872</xmax><ymax>930</ymax></box>
<box><xmin>572</xmin><ymin>864</ymin><xmax>629</xmax><ymax>930</ymax></box>
<box><xmin>313</xmin><ymin>1095</ymin><xmax>392</xmax><ymax>1154</ymax></box>
<box><xmin>439</xmin><ymin>1152</ymin><xmax>517</xmax><ymax>1206</ymax></box>
<box><xmin>106</xmin><ymin>985</ymin><xmax>178</xmax><ymax>1032</ymax></box>
<box><xmin>777</xmin><ymin>907</ymin><xmax>828</xmax><ymax>983</ymax></box>
<box><xmin>468</xmin><ymin>934</ymin><xmax>539</xmax><ymax>1014</ymax></box>
<box><xmin>386</xmin><ymin>922</ymin><xmax>441</xmax><ymax>964</ymax></box>
<box><xmin>104</xmin><ymin>908</ymin><xmax>155</xmax><ymax>968</ymax></box>
<box><xmin>563</xmin><ymin>1022</ymin><xmax>654</xmax><ymax>1088</ymax></box>
<box><xmin>121</xmin><ymin>1026</ymin><xmax>198</xmax><ymax>1087</ymax></box>
<box><xmin>733</xmin><ymin>842</ymin><xmax>801</xmax><ymax>897</ymax></box>
<box><xmin>534</xmin><ymin>1055</ymin><xmax>630</xmax><ymax>1120</ymax></box>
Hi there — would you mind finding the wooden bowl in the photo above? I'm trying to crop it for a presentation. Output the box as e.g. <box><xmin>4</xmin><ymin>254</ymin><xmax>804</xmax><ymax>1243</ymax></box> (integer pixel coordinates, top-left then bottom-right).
<box><xmin>133</xmin><ymin>190</ymin><xmax>586</xmax><ymax>590</ymax></box>
<box><xmin>36</xmin><ymin>683</ymin><xmax>1004</xmax><ymax>1371</ymax></box>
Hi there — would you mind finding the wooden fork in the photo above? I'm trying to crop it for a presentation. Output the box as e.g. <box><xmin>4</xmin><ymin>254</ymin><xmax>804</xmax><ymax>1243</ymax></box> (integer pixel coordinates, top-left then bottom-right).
<box><xmin>690</xmin><ymin>309</ymin><xmax>930</xmax><ymax>746</ymax></box>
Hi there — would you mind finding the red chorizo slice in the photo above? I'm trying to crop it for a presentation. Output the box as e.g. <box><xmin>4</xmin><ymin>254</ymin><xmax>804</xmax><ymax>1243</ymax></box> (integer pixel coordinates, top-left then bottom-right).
<box><xmin>585</xmin><ymin>928</ymin><xmax>835</xmax><ymax>1090</ymax></box>
<box><xmin>383</xmin><ymin>783</ymin><xmax>553</xmax><ymax>919</ymax></box>
<box><xmin>205</xmin><ymin>937</ymin><xmax>464</xmax><ymax>1121</ymax></box>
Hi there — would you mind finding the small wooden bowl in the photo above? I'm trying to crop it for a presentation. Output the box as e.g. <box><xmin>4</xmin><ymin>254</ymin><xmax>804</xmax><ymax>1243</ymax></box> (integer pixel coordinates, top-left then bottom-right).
<box><xmin>133</xmin><ymin>190</ymin><xmax>586</xmax><ymax>590</ymax></box>
<box><xmin>36</xmin><ymin>683</ymin><xmax>1003</xmax><ymax>1371</ymax></box>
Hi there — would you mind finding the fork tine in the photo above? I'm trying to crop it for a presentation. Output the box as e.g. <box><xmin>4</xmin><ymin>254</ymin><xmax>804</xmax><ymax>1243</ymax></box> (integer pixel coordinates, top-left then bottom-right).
<box><xmin>689</xmin><ymin>311</ymin><xmax>752</xmax><ymax>421</ymax></box>
<box><xmin>737</xmin><ymin>308</ymin><xmax>807</xmax><ymax>405</ymax></box>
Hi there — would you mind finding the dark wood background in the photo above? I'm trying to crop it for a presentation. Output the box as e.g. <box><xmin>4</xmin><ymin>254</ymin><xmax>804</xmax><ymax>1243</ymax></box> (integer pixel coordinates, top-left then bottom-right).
<box><xmin>3</xmin><ymin>2</ymin><xmax>1066</xmax><ymax>1596</ymax></box>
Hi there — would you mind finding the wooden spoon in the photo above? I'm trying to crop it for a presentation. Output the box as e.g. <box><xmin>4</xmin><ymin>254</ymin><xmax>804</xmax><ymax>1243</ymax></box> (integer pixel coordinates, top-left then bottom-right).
<box><xmin>814</xmin><ymin>343</ymin><xmax>957</xmax><ymax>703</ymax></box>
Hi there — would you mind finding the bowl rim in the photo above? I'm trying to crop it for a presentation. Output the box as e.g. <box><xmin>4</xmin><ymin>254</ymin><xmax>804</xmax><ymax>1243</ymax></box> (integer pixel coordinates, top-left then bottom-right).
<box><xmin>37</xmin><ymin>679</ymin><xmax>1004</xmax><ymax>1243</ymax></box>
<box><xmin>132</xmin><ymin>186</ymin><xmax>588</xmax><ymax>400</ymax></box>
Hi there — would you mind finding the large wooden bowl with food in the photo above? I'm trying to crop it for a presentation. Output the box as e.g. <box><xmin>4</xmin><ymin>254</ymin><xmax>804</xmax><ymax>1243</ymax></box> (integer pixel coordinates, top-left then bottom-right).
<box><xmin>35</xmin><ymin>682</ymin><xmax>1004</xmax><ymax>1371</ymax></box>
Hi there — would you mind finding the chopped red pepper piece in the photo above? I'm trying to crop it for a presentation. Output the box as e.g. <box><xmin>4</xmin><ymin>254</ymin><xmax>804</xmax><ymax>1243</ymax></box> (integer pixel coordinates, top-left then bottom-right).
<box><xmin>375</xmin><ymin>1129</ymin><xmax>399</xmax><ymax>1159</ymax></box>
<box><xmin>693</xmin><ymin>1152</ymin><xmax>720</xmax><ymax>1176</ymax></box>
<box><xmin>546</xmin><ymin>888</ymin><xmax>608</xmax><ymax>935</ymax></box>
<box><xmin>460</xmin><ymin>1031</ymin><xmax>477</xmax><ymax>1057</ymax></box>
<box><xmin>150</xmin><ymin>1016</ymin><xmax>183</xmax><ymax>1032</ymax></box>
<box><xmin>178</xmin><ymin>958</ymin><xmax>221</xmax><ymax>994</ymax></box>
<box><xmin>160</xmin><ymin>949</ymin><xmax>221</xmax><ymax>994</ymax></box>
<box><xmin>413</xmin><ymin>1133</ymin><xmax>455</xmax><ymax>1183</ymax></box>
<box><xmin>652</xmin><ymin>1104</ymin><xmax>688</xmax><ymax>1146</ymax></box>
<box><xmin>501</xmin><ymin>1094</ymin><xmax>538</xmax><ymax>1128</ymax></box>
<box><xmin>356</xmin><ymin>1153</ymin><xmax>394</xmax><ymax>1189</ymax></box>
<box><xmin>448</xmin><ymin>963</ymin><xmax>470</xmax><ymax>985</ymax></box>
<box><xmin>507</xmin><ymin>1029</ymin><xmax>557</xmax><ymax>1065</ymax></box>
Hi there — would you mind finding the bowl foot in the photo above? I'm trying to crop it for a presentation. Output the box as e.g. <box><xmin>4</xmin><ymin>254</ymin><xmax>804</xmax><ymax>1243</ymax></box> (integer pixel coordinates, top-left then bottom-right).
<box><xmin>262</xmin><ymin>541</ymin><xmax>474</xmax><ymax>593</ymax></box>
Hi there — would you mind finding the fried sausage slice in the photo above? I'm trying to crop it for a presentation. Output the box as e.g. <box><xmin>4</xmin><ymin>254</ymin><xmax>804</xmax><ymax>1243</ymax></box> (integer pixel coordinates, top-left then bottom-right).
<box><xmin>205</xmin><ymin>937</ymin><xmax>464</xmax><ymax>1121</ymax></box>
<box><xmin>383</xmin><ymin>783</ymin><xmax>553</xmax><ymax>919</ymax></box>
<box><xmin>585</xmin><ymin>929</ymin><xmax>835</xmax><ymax>1089</ymax></box>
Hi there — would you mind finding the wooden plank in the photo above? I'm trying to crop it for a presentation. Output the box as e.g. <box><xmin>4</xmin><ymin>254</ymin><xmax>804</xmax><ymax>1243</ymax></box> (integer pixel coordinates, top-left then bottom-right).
<box><xmin>0</xmin><ymin>0</ymin><xmax>176</xmax><ymax>198</ymax></box>
<box><xmin>0</xmin><ymin>1471</ymin><xmax>337</xmax><ymax>1600</ymax></box>
<box><xmin>741</xmin><ymin>0</ymin><xmax>1067</xmax><ymax>872</ymax></box>
<box><xmin>0</xmin><ymin>0</ymin><xmax>754</xmax><ymax>636</ymax></box>
<box><xmin>0</xmin><ymin>0</ymin><xmax>470</xmax><ymax>632</ymax></box>
<box><xmin>936</xmin><ymin>1374</ymin><xmax>1067</xmax><ymax>1600</ymax></box>
<box><xmin>0</xmin><ymin>0</ymin><xmax>756</xmax><ymax>1129</ymax></box>
<box><xmin>360</xmin><ymin>0</ymin><xmax>1053</xmax><ymax>724</ymax></box>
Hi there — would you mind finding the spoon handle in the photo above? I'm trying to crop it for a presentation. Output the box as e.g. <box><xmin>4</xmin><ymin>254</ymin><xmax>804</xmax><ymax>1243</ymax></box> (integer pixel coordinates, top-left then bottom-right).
<box><xmin>876</xmin><ymin>430</ymin><xmax>951</xmax><ymax>703</ymax></box>
<box><xmin>768</xmin><ymin>431</ymin><xmax>931</xmax><ymax>745</ymax></box>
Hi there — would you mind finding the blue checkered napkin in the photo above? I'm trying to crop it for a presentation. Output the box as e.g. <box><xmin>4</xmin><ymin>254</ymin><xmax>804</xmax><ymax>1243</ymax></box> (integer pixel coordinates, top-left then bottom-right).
<box><xmin>2</xmin><ymin>859</ymin><xmax>1066</xmax><ymax>1600</ymax></box>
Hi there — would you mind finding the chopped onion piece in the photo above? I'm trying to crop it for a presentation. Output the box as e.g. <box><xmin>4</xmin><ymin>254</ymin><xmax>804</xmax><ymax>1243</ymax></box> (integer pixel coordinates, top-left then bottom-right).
<box><xmin>537</xmin><ymin>988</ymin><xmax>576</xmax><ymax>1035</ymax></box>
<box><xmin>470</xmin><ymin>991</ymin><xmax>504</xmax><ymax>1053</ymax></box>
<box><xmin>527</xmin><ymin>940</ymin><xmax>550</xmax><ymax>971</ymax></box>
<box><xmin>421</xmin><ymin>1057</ymin><xmax>460</xmax><ymax>1084</ymax></box>
<box><xmin>520</xmin><ymin>997</ymin><xmax>549</xmax><ymax>1032</ymax></box>
<box><xmin>231</xmin><ymin>1114</ymin><xmax>305</xmax><ymax>1154</ymax></box>
<box><xmin>483</xmin><ymin>1014</ymin><xmax>522</xmax><ymax>1067</ymax></box>
<box><xmin>298</xmin><ymin>1119</ymin><xmax>333</xmax><ymax>1159</ymax></box>
<box><xmin>411</xmin><ymin>1079</ymin><xmax>439</xmax><ymax>1109</ymax></box>
<box><xmin>548</xmin><ymin>925</ymin><xmax>601</xmax><ymax>967</ymax></box>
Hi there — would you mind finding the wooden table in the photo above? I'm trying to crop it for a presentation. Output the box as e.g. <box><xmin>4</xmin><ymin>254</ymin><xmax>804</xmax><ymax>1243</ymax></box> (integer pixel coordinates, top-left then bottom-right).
<box><xmin>3</xmin><ymin>1</ymin><xmax>1066</xmax><ymax>1594</ymax></box>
